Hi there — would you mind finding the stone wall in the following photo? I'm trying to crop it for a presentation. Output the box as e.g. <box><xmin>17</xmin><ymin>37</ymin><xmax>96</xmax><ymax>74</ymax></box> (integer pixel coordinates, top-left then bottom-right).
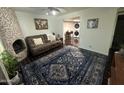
<box><xmin>0</xmin><ymin>8</ymin><xmax>27</xmax><ymax>61</ymax></box>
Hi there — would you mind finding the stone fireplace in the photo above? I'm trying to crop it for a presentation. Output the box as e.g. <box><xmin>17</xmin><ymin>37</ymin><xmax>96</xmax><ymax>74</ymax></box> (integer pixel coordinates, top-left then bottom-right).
<box><xmin>0</xmin><ymin>8</ymin><xmax>27</xmax><ymax>61</ymax></box>
<box><xmin>12</xmin><ymin>39</ymin><xmax>26</xmax><ymax>54</ymax></box>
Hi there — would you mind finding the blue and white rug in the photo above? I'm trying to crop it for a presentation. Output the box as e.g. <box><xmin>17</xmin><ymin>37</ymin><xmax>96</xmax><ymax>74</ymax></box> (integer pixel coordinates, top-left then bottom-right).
<box><xmin>21</xmin><ymin>46</ymin><xmax>107</xmax><ymax>85</ymax></box>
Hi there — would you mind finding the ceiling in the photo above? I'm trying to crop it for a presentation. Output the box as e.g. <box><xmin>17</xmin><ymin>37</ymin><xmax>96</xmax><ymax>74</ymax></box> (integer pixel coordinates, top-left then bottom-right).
<box><xmin>13</xmin><ymin>7</ymin><xmax>88</xmax><ymax>15</ymax></box>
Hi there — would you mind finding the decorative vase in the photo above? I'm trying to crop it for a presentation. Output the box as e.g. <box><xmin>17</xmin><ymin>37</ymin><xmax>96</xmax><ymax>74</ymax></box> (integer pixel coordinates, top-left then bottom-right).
<box><xmin>10</xmin><ymin>71</ymin><xmax>20</xmax><ymax>85</ymax></box>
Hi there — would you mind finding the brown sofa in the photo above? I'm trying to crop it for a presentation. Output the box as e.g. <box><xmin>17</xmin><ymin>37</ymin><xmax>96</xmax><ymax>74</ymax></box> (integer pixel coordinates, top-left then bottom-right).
<box><xmin>25</xmin><ymin>34</ymin><xmax>63</xmax><ymax>57</ymax></box>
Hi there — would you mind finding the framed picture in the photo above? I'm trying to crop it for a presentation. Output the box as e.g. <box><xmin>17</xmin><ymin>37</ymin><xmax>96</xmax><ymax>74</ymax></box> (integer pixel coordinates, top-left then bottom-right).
<box><xmin>87</xmin><ymin>18</ymin><xmax>99</xmax><ymax>29</ymax></box>
<box><xmin>34</xmin><ymin>18</ymin><xmax>48</xmax><ymax>30</ymax></box>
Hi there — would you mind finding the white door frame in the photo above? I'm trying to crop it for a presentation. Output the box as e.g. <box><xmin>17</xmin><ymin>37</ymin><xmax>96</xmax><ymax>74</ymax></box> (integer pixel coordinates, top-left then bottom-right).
<box><xmin>0</xmin><ymin>59</ymin><xmax>11</xmax><ymax>85</ymax></box>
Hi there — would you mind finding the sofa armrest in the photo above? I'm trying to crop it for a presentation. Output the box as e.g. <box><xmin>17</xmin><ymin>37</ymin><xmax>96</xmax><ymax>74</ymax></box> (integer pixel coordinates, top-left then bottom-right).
<box><xmin>45</xmin><ymin>40</ymin><xmax>51</xmax><ymax>43</ymax></box>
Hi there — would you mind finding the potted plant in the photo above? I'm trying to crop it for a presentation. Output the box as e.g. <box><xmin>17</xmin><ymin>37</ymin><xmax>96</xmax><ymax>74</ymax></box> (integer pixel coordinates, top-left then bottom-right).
<box><xmin>0</xmin><ymin>50</ymin><xmax>20</xmax><ymax>84</ymax></box>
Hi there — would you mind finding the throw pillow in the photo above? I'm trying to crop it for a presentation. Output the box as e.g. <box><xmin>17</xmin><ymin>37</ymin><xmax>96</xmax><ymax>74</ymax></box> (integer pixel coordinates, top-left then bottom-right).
<box><xmin>47</xmin><ymin>34</ymin><xmax>56</xmax><ymax>41</ymax></box>
<box><xmin>33</xmin><ymin>38</ymin><xmax>43</xmax><ymax>46</ymax></box>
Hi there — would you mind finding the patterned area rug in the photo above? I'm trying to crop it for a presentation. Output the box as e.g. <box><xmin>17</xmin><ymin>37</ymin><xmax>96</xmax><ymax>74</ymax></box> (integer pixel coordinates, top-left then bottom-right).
<box><xmin>21</xmin><ymin>46</ymin><xmax>107</xmax><ymax>85</ymax></box>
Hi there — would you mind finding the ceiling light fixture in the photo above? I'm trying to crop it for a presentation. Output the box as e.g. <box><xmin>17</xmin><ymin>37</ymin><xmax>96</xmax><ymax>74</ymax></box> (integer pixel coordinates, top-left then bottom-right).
<box><xmin>46</xmin><ymin>12</ymin><xmax>48</xmax><ymax>15</ymax></box>
<box><xmin>45</xmin><ymin>7</ymin><xmax>60</xmax><ymax>16</ymax></box>
<box><xmin>46</xmin><ymin>10</ymin><xmax>58</xmax><ymax>16</ymax></box>
<box><xmin>52</xmin><ymin>10</ymin><xmax>57</xmax><ymax>15</ymax></box>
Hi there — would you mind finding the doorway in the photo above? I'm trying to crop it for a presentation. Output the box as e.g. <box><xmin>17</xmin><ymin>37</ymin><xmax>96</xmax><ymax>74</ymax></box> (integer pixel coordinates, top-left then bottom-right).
<box><xmin>63</xmin><ymin>17</ymin><xmax>80</xmax><ymax>47</ymax></box>
<box><xmin>111</xmin><ymin>14</ymin><xmax>124</xmax><ymax>52</ymax></box>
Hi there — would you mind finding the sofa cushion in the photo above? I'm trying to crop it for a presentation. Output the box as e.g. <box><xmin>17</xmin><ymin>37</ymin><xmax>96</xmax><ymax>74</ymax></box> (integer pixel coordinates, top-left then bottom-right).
<box><xmin>25</xmin><ymin>35</ymin><xmax>43</xmax><ymax>48</ymax></box>
<box><xmin>51</xmin><ymin>40</ymin><xmax>63</xmax><ymax>45</ymax></box>
<box><xmin>31</xmin><ymin>45</ymin><xmax>50</xmax><ymax>56</ymax></box>
<box><xmin>33</xmin><ymin>38</ymin><xmax>43</xmax><ymax>46</ymax></box>
<box><xmin>47</xmin><ymin>40</ymin><xmax>62</xmax><ymax>49</ymax></box>
<box><xmin>41</xmin><ymin>34</ymin><xmax>49</xmax><ymax>43</ymax></box>
<box><xmin>47</xmin><ymin>34</ymin><xmax>56</xmax><ymax>42</ymax></box>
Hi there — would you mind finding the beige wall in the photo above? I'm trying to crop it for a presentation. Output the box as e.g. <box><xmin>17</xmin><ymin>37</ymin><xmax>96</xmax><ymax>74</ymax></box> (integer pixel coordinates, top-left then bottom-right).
<box><xmin>15</xmin><ymin>11</ymin><xmax>58</xmax><ymax>37</ymax></box>
<box><xmin>80</xmin><ymin>8</ymin><xmax>117</xmax><ymax>55</ymax></box>
<box><xmin>57</xmin><ymin>8</ymin><xmax>118</xmax><ymax>55</ymax></box>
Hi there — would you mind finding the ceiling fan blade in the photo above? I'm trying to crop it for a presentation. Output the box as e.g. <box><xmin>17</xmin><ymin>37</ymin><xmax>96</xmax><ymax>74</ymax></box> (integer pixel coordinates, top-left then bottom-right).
<box><xmin>48</xmin><ymin>7</ymin><xmax>66</xmax><ymax>13</ymax></box>
<box><xmin>55</xmin><ymin>7</ymin><xmax>66</xmax><ymax>13</ymax></box>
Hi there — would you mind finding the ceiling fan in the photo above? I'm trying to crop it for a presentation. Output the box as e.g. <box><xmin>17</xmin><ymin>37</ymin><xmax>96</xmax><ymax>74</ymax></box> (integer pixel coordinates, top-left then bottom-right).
<box><xmin>43</xmin><ymin>7</ymin><xmax>66</xmax><ymax>15</ymax></box>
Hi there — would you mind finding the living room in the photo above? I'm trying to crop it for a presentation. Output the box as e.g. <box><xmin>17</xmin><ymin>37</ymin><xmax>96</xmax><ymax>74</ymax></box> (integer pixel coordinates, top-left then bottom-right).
<box><xmin>15</xmin><ymin>7</ymin><xmax>117</xmax><ymax>55</ymax></box>
<box><xmin>0</xmin><ymin>7</ymin><xmax>124</xmax><ymax>85</ymax></box>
